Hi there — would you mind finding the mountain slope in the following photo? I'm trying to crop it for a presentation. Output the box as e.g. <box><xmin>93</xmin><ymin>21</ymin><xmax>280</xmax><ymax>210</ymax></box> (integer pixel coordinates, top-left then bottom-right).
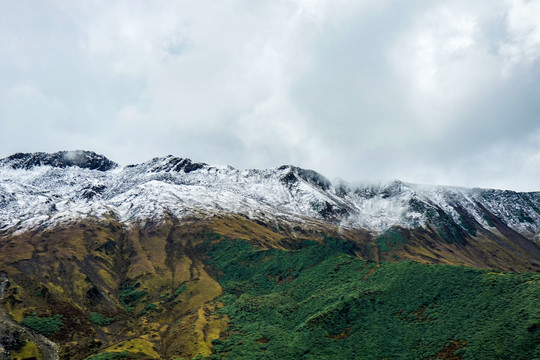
<box><xmin>1</xmin><ymin>151</ymin><xmax>540</xmax><ymax>359</ymax></box>
<box><xmin>205</xmin><ymin>239</ymin><xmax>540</xmax><ymax>359</ymax></box>
<box><xmin>2</xmin><ymin>151</ymin><xmax>540</xmax><ymax>239</ymax></box>
<box><xmin>1</xmin><ymin>151</ymin><xmax>540</xmax><ymax>271</ymax></box>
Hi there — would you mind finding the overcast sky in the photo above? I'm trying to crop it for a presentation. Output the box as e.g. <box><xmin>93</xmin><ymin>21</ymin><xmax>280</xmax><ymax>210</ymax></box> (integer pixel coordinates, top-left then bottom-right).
<box><xmin>1</xmin><ymin>0</ymin><xmax>539</xmax><ymax>191</ymax></box>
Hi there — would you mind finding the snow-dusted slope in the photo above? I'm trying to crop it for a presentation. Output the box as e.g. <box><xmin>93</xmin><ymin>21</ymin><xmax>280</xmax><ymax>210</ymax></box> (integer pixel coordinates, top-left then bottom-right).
<box><xmin>1</xmin><ymin>151</ymin><xmax>540</xmax><ymax>241</ymax></box>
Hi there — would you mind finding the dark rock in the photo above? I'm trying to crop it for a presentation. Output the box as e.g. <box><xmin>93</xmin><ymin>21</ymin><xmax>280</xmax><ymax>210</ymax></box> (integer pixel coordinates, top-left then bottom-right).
<box><xmin>380</xmin><ymin>181</ymin><xmax>404</xmax><ymax>198</ymax></box>
<box><xmin>295</xmin><ymin>168</ymin><xmax>331</xmax><ymax>191</ymax></box>
<box><xmin>314</xmin><ymin>201</ymin><xmax>350</xmax><ymax>220</ymax></box>
<box><xmin>0</xmin><ymin>151</ymin><xmax>117</xmax><ymax>171</ymax></box>
<box><xmin>96</xmin><ymin>239</ymin><xmax>116</xmax><ymax>255</ymax></box>
<box><xmin>151</xmin><ymin>156</ymin><xmax>206</xmax><ymax>173</ymax></box>
<box><xmin>279</xmin><ymin>166</ymin><xmax>331</xmax><ymax>191</ymax></box>
<box><xmin>0</xmin><ymin>324</ymin><xmax>24</xmax><ymax>352</ymax></box>
<box><xmin>81</xmin><ymin>185</ymin><xmax>106</xmax><ymax>200</ymax></box>
<box><xmin>86</xmin><ymin>287</ymin><xmax>102</xmax><ymax>304</ymax></box>
<box><xmin>280</xmin><ymin>171</ymin><xmax>298</xmax><ymax>188</ymax></box>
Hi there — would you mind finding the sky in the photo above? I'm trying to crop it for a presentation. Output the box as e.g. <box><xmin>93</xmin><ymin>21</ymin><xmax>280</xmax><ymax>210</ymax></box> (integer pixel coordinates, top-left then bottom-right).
<box><xmin>0</xmin><ymin>0</ymin><xmax>540</xmax><ymax>191</ymax></box>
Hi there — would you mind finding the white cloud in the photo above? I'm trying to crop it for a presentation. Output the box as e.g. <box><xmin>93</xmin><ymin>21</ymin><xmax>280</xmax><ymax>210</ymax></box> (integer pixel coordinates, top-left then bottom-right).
<box><xmin>500</xmin><ymin>0</ymin><xmax>540</xmax><ymax>74</ymax></box>
<box><xmin>0</xmin><ymin>83</ymin><xmax>72</xmax><ymax>152</ymax></box>
<box><xmin>1</xmin><ymin>0</ymin><xmax>540</xmax><ymax>191</ymax></box>
<box><xmin>389</xmin><ymin>5</ymin><xmax>501</xmax><ymax>134</ymax></box>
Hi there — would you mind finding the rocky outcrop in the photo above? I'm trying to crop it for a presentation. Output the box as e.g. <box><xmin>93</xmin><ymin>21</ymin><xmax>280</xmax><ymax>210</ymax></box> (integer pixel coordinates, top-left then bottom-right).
<box><xmin>0</xmin><ymin>151</ymin><xmax>117</xmax><ymax>171</ymax></box>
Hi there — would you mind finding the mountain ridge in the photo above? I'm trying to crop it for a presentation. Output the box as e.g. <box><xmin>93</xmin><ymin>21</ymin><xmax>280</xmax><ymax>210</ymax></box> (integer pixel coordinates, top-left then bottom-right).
<box><xmin>1</xmin><ymin>150</ymin><xmax>532</xmax><ymax>191</ymax></box>
<box><xmin>0</xmin><ymin>151</ymin><xmax>118</xmax><ymax>172</ymax></box>
<box><xmin>1</xmin><ymin>151</ymin><xmax>540</xmax><ymax>359</ymax></box>
<box><xmin>1</xmin><ymin>150</ymin><xmax>540</xmax><ymax>241</ymax></box>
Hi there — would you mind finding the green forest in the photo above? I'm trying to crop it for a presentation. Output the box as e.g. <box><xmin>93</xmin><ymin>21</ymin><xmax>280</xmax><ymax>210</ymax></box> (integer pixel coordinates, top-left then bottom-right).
<box><xmin>201</xmin><ymin>238</ymin><xmax>540</xmax><ymax>360</ymax></box>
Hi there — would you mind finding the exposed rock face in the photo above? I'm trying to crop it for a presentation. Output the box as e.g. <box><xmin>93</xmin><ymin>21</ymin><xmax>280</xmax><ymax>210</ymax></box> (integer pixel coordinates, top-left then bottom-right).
<box><xmin>0</xmin><ymin>323</ymin><xmax>25</xmax><ymax>360</ymax></box>
<box><xmin>0</xmin><ymin>151</ymin><xmax>117</xmax><ymax>171</ymax></box>
<box><xmin>146</xmin><ymin>155</ymin><xmax>207</xmax><ymax>173</ymax></box>
<box><xmin>278</xmin><ymin>165</ymin><xmax>332</xmax><ymax>191</ymax></box>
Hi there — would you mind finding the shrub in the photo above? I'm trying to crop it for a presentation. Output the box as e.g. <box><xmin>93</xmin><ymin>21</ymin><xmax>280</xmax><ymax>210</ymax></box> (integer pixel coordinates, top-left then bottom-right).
<box><xmin>86</xmin><ymin>351</ymin><xmax>129</xmax><ymax>360</ymax></box>
<box><xmin>119</xmin><ymin>281</ymin><xmax>146</xmax><ymax>306</ymax></box>
<box><xmin>22</xmin><ymin>312</ymin><xmax>64</xmax><ymax>335</ymax></box>
<box><xmin>175</xmin><ymin>284</ymin><xmax>187</xmax><ymax>297</ymax></box>
<box><xmin>89</xmin><ymin>312</ymin><xmax>115</xmax><ymax>326</ymax></box>
<box><xmin>144</xmin><ymin>303</ymin><xmax>157</xmax><ymax>311</ymax></box>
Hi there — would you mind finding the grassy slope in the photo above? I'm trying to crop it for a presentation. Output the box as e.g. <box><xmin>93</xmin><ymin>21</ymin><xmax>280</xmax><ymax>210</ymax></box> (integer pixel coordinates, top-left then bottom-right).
<box><xmin>0</xmin><ymin>220</ymin><xmax>229</xmax><ymax>359</ymax></box>
<box><xmin>1</xmin><ymin>216</ymin><xmax>540</xmax><ymax>359</ymax></box>
<box><xmin>203</xmin><ymin>239</ymin><xmax>540</xmax><ymax>360</ymax></box>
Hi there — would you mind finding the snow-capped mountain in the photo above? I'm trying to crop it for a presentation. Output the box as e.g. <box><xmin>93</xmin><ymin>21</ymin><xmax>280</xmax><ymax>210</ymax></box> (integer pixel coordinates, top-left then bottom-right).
<box><xmin>1</xmin><ymin>150</ymin><xmax>540</xmax><ymax>243</ymax></box>
<box><xmin>2</xmin><ymin>152</ymin><xmax>540</xmax><ymax>360</ymax></box>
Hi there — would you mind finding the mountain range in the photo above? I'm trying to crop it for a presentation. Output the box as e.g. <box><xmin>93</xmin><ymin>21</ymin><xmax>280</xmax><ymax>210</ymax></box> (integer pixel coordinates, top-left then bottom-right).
<box><xmin>0</xmin><ymin>150</ymin><xmax>539</xmax><ymax>359</ymax></box>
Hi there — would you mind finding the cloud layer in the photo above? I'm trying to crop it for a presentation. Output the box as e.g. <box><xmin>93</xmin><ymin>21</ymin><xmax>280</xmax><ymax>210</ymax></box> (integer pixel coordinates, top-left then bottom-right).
<box><xmin>1</xmin><ymin>0</ymin><xmax>539</xmax><ymax>190</ymax></box>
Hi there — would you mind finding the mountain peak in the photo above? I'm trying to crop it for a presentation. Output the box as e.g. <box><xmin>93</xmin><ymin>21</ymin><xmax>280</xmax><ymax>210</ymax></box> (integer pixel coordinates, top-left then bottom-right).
<box><xmin>277</xmin><ymin>165</ymin><xmax>331</xmax><ymax>191</ymax></box>
<box><xmin>139</xmin><ymin>155</ymin><xmax>208</xmax><ymax>173</ymax></box>
<box><xmin>0</xmin><ymin>150</ymin><xmax>118</xmax><ymax>171</ymax></box>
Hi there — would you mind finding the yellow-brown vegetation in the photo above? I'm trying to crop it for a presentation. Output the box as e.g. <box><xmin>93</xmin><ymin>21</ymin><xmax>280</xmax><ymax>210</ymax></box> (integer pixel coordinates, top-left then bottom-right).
<box><xmin>0</xmin><ymin>213</ymin><xmax>539</xmax><ymax>359</ymax></box>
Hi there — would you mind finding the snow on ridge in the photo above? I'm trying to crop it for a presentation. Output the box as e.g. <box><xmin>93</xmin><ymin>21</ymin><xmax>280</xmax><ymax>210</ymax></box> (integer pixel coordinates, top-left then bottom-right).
<box><xmin>1</xmin><ymin>155</ymin><xmax>540</xmax><ymax>238</ymax></box>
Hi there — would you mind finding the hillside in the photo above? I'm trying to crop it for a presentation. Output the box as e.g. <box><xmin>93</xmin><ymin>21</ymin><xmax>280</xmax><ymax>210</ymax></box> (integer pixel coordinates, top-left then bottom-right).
<box><xmin>0</xmin><ymin>151</ymin><xmax>540</xmax><ymax>359</ymax></box>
